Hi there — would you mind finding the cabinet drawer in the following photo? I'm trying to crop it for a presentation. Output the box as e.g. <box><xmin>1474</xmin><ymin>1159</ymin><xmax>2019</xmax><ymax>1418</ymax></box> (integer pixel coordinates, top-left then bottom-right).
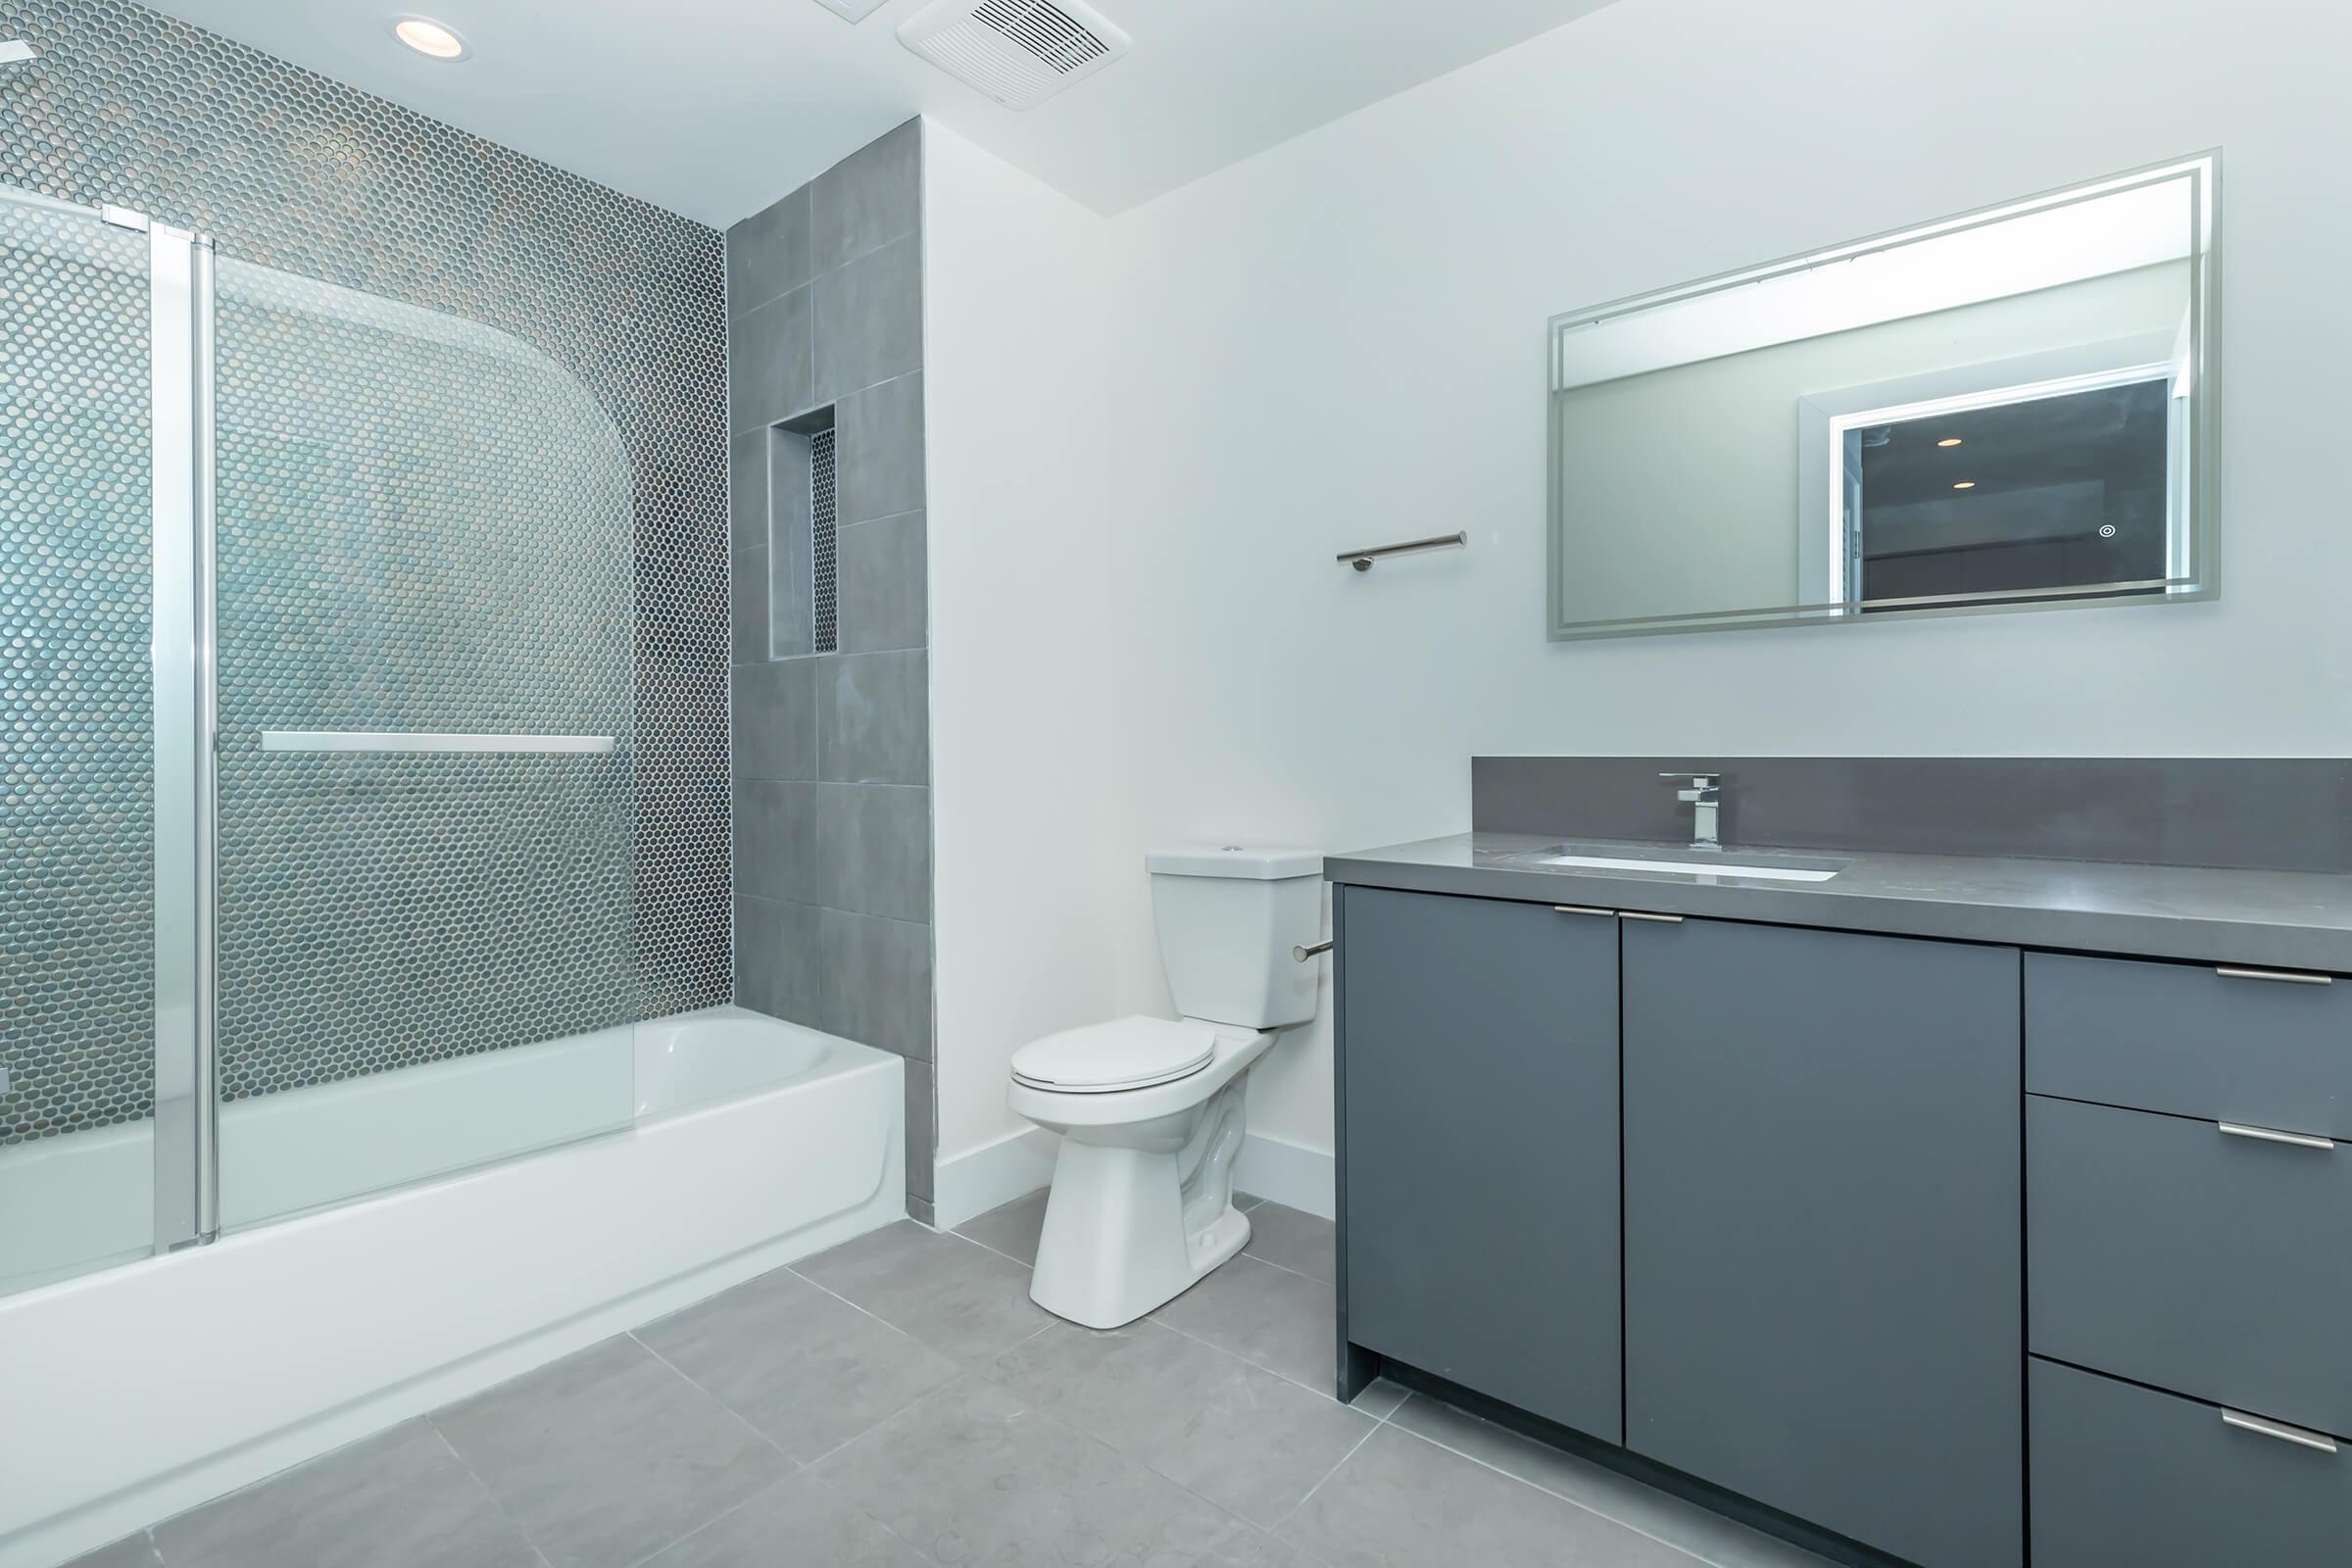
<box><xmin>2032</xmin><ymin>1357</ymin><xmax>2351</xmax><ymax>1566</ymax></box>
<box><xmin>2026</xmin><ymin>951</ymin><xmax>2352</xmax><ymax>1137</ymax></box>
<box><xmin>2028</xmin><ymin>1094</ymin><xmax>2352</xmax><ymax>1438</ymax></box>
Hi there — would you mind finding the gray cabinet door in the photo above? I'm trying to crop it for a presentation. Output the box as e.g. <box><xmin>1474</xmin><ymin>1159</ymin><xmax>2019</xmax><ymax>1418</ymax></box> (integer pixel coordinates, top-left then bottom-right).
<box><xmin>1340</xmin><ymin>885</ymin><xmax>1622</xmax><ymax>1443</ymax></box>
<box><xmin>1622</xmin><ymin>918</ymin><xmax>2023</xmax><ymax>1568</ymax></box>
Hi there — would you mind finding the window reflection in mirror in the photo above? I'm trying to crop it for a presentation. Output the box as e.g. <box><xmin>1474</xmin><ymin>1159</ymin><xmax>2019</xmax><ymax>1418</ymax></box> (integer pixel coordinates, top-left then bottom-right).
<box><xmin>1546</xmin><ymin>155</ymin><xmax>2216</xmax><ymax>640</ymax></box>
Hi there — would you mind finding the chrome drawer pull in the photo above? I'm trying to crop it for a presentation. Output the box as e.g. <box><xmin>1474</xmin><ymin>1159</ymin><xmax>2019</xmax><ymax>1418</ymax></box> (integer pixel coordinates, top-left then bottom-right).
<box><xmin>2215</xmin><ymin>965</ymin><xmax>2333</xmax><ymax>986</ymax></box>
<box><xmin>2223</xmin><ymin>1409</ymin><xmax>2339</xmax><ymax>1454</ymax></box>
<box><xmin>2218</xmin><ymin>1122</ymin><xmax>2336</xmax><ymax>1152</ymax></box>
<box><xmin>1618</xmin><ymin>911</ymin><xmax>1685</xmax><ymax>923</ymax></box>
<box><xmin>1552</xmin><ymin>905</ymin><xmax>1616</xmax><ymax>918</ymax></box>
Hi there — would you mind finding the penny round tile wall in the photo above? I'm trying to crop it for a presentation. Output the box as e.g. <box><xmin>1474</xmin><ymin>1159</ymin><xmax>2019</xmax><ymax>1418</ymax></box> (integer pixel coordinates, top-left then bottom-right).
<box><xmin>0</xmin><ymin>0</ymin><xmax>732</xmax><ymax>1140</ymax></box>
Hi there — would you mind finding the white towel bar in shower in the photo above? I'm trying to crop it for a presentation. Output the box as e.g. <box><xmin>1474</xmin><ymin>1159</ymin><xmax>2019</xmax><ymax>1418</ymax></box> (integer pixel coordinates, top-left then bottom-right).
<box><xmin>259</xmin><ymin>731</ymin><xmax>616</xmax><ymax>754</ymax></box>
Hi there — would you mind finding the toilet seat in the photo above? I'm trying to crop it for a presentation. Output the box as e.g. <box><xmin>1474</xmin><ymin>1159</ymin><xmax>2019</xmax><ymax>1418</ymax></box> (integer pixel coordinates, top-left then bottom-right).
<box><xmin>1011</xmin><ymin>1016</ymin><xmax>1216</xmax><ymax>1094</ymax></box>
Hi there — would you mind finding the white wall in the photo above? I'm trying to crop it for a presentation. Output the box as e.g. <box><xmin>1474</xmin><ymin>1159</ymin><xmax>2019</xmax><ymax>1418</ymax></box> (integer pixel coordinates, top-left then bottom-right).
<box><xmin>933</xmin><ymin>0</ymin><xmax>2352</xmax><ymax>1168</ymax></box>
<box><xmin>923</xmin><ymin>125</ymin><xmax>1122</xmax><ymax>1180</ymax></box>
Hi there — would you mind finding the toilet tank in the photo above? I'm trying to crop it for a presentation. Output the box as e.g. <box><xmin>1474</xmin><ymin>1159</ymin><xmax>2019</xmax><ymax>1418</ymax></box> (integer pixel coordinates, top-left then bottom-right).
<box><xmin>1146</xmin><ymin>847</ymin><xmax>1325</xmax><ymax>1030</ymax></box>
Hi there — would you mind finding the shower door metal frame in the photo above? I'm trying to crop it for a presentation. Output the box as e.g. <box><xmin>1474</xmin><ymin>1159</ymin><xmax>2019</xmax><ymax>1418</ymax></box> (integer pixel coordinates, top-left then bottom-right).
<box><xmin>124</xmin><ymin>204</ymin><xmax>221</xmax><ymax>1253</ymax></box>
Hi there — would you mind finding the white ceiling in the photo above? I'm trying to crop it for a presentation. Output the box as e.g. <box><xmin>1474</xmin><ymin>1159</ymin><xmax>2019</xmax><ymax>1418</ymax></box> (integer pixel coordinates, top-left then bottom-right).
<box><xmin>138</xmin><ymin>0</ymin><xmax>1618</xmax><ymax>227</ymax></box>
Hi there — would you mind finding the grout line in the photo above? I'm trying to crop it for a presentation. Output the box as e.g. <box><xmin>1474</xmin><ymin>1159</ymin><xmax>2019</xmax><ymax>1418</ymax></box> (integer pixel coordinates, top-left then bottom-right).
<box><xmin>629</xmin><ymin>1331</ymin><xmax>800</xmax><ymax>1467</ymax></box>
<box><xmin>1375</xmin><ymin>1415</ymin><xmax>1747</xmax><ymax>1568</ymax></box>
<box><xmin>615</xmin><ymin>1467</ymin><xmax>802</xmax><ymax>1568</ymax></box>
<box><xmin>1267</xmin><ymin>1417</ymin><xmax>1383</xmax><ymax>1537</ymax></box>
<box><xmin>424</xmin><ymin>1417</ymin><xmax>557</xmax><ymax>1568</ymax></box>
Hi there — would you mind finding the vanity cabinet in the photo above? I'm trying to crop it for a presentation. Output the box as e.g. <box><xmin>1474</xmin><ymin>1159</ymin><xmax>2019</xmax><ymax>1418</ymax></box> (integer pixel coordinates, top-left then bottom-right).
<box><xmin>2022</xmin><ymin>951</ymin><xmax>2352</xmax><ymax>1561</ymax></box>
<box><xmin>1620</xmin><ymin>918</ymin><xmax>2024</xmax><ymax>1568</ymax></box>
<box><xmin>1333</xmin><ymin>877</ymin><xmax>2352</xmax><ymax>1568</ymax></box>
<box><xmin>1338</xmin><ymin>886</ymin><xmax>1623</xmax><ymax>1442</ymax></box>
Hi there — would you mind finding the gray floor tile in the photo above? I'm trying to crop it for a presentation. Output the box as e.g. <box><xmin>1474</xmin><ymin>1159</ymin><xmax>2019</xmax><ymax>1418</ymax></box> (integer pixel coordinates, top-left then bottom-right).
<box><xmin>1350</xmin><ymin>1376</ymin><xmax>1411</xmax><ymax>1420</ymax></box>
<box><xmin>1388</xmin><ymin>1394</ymin><xmax>1831</xmax><ymax>1566</ymax></box>
<box><xmin>1200</xmin><ymin>1523</ymin><xmax>1321</xmax><ymax>1565</ymax></box>
<box><xmin>993</xmin><ymin>1318</ymin><xmax>1377</xmax><ymax>1528</ymax></box>
<box><xmin>151</xmin><ymin>1420</ymin><xmax>535</xmax><ymax>1568</ymax></box>
<box><xmin>1279</xmin><ymin>1425</ymin><xmax>1701</xmax><ymax>1568</ymax></box>
<box><xmin>59</xmin><ymin>1536</ymin><xmax>160</xmax><ymax>1568</ymax></box>
<box><xmin>1235</xmin><ymin>1192</ymin><xmax>1268</xmax><ymax>1211</ymax></box>
<box><xmin>432</xmin><ymin>1337</ymin><xmax>791</xmax><ymax>1568</ymax></box>
<box><xmin>815</xmin><ymin>1375</ymin><xmax>1240</xmax><ymax>1566</ymax></box>
<box><xmin>1155</xmin><ymin>1254</ymin><xmax>1338</xmax><ymax>1393</ymax></box>
<box><xmin>1242</xmin><ymin>1200</ymin><xmax>1336</xmax><ymax>1283</ymax></box>
<box><xmin>794</xmin><ymin>1219</ymin><xmax>1051</xmax><ymax>1364</ymax></box>
<box><xmin>641</xmin><ymin>1472</ymin><xmax>924</xmax><ymax>1567</ymax></box>
<box><xmin>952</xmin><ymin>1188</ymin><xmax>1049</xmax><ymax>1265</ymax></box>
<box><xmin>636</xmin><ymin>1265</ymin><xmax>959</xmax><ymax>1463</ymax></box>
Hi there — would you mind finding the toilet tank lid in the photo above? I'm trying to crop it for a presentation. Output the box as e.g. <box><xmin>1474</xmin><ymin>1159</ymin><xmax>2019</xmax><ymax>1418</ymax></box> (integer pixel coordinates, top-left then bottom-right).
<box><xmin>1146</xmin><ymin>846</ymin><xmax>1323</xmax><ymax>880</ymax></box>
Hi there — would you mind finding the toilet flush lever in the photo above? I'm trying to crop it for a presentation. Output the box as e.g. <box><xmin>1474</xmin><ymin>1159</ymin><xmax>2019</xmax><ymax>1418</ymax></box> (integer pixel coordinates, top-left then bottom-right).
<box><xmin>1293</xmin><ymin>939</ymin><xmax>1334</xmax><ymax>961</ymax></box>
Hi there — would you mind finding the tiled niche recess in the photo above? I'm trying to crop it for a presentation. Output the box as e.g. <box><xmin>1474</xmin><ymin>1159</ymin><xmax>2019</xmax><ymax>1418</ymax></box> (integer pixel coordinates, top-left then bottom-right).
<box><xmin>727</xmin><ymin>119</ymin><xmax>936</xmax><ymax>1216</ymax></box>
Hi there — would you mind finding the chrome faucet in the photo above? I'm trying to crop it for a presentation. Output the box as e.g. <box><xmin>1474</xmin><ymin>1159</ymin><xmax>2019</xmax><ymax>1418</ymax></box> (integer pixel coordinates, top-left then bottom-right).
<box><xmin>1660</xmin><ymin>771</ymin><xmax>1723</xmax><ymax>851</ymax></box>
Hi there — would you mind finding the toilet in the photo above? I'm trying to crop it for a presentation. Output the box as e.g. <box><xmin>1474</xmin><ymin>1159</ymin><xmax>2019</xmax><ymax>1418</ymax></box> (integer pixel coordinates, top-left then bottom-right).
<box><xmin>1007</xmin><ymin>846</ymin><xmax>1323</xmax><ymax>1329</ymax></box>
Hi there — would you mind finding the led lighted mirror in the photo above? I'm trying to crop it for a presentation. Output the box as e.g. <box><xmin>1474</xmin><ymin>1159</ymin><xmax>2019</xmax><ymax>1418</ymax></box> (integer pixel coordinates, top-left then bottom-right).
<box><xmin>1546</xmin><ymin>155</ymin><xmax>2219</xmax><ymax>640</ymax></box>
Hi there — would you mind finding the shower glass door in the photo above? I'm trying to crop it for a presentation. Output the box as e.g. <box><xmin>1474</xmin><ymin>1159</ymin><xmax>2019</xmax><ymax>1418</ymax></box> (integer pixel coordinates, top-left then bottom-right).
<box><xmin>208</xmin><ymin>254</ymin><xmax>642</xmax><ymax>1231</ymax></box>
<box><xmin>0</xmin><ymin>188</ymin><xmax>160</xmax><ymax>1294</ymax></box>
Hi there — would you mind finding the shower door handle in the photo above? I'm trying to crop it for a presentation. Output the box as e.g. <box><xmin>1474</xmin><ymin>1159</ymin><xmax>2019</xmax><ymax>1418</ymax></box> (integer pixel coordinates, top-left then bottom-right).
<box><xmin>259</xmin><ymin>731</ymin><xmax>616</xmax><ymax>754</ymax></box>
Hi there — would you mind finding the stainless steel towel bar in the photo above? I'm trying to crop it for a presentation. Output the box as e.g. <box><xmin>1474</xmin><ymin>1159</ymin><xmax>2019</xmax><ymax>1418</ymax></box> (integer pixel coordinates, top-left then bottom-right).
<box><xmin>260</xmin><ymin>731</ymin><xmax>616</xmax><ymax>754</ymax></box>
<box><xmin>1339</xmin><ymin>531</ymin><xmax>1467</xmax><ymax>571</ymax></box>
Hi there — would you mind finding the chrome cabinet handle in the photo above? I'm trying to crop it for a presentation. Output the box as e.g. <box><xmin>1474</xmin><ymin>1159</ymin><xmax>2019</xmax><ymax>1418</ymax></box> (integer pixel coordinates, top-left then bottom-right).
<box><xmin>2218</xmin><ymin>1121</ymin><xmax>2336</xmax><ymax>1152</ymax></box>
<box><xmin>1618</xmin><ymin>910</ymin><xmax>1685</xmax><ymax>923</ymax></box>
<box><xmin>1292</xmin><ymin>939</ymin><xmax>1334</xmax><ymax>962</ymax></box>
<box><xmin>2216</xmin><ymin>965</ymin><xmax>2332</xmax><ymax>986</ymax></box>
<box><xmin>1552</xmin><ymin>905</ymin><xmax>1615</xmax><ymax>917</ymax></box>
<box><xmin>2223</xmin><ymin>1409</ymin><xmax>2339</xmax><ymax>1454</ymax></box>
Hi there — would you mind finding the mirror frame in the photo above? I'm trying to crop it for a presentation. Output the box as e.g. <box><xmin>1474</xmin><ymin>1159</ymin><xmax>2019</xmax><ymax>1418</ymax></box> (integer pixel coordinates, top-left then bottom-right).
<box><xmin>1545</xmin><ymin>152</ymin><xmax>2222</xmax><ymax>642</ymax></box>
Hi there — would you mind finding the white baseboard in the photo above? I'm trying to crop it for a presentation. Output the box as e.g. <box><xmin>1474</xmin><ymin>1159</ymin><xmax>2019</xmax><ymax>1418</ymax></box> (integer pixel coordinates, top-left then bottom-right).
<box><xmin>932</xmin><ymin>1126</ymin><xmax>1059</xmax><ymax>1230</ymax></box>
<box><xmin>1234</xmin><ymin>1133</ymin><xmax>1334</xmax><ymax>1219</ymax></box>
<box><xmin>933</xmin><ymin>1128</ymin><xmax>1333</xmax><ymax>1230</ymax></box>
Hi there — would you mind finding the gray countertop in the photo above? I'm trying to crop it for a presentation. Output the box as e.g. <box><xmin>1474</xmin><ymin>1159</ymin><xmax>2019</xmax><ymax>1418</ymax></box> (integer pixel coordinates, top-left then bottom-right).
<box><xmin>1324</xmin><ymin>832</ymin><xmax>2352</xmax><ymax>974</ymax></box>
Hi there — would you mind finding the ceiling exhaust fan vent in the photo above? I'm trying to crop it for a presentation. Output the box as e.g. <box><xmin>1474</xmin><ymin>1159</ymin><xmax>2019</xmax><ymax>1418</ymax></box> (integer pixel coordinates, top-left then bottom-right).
<box><xmin>898</xmin><ymin>0</ymin><xmax>1131</xmax><ymax>110</ymax></box>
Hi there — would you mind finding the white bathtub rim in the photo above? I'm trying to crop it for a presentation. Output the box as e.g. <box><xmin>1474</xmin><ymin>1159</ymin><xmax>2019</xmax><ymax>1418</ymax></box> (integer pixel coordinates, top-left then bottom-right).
<box><xmin>0</xmin><ymin>1039</ymin><xmax>904</xmax><ymax>1568</ymax></box>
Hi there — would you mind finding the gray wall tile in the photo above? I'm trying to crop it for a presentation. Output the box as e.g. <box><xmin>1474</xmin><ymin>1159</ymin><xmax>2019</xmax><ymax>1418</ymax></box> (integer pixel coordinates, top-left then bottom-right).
<box><xmin>838</xmin><ymin>372</ymin><xmax>926</xmax><ymax>525</ymax></box>
<box><xmin>736</xmin><ymin>894</ymin><xmax>822</xmax><ymax>1022</ymax></box>
<box><xmin>727</xmin><ymin>185</ymin><xmax>811</xmax><ymax>313</ymax></box>
<box><xmin>733</xmin><ymin>781</ymin><xmax>820</xmax><ymax>903</ymax></box>
<box><xmin>819</xmin><ymin>650</ymin><xmax>930</xmax><ymax>785</ymax></box>
<box><xmin>818</xmin><ymin>906</ymin><xmax>934</xmax><ymax>1060</ymax></box>
<box><xmin>905</xmin><ymin>1059</ymin><xmax>936</xmax><ymax>1201</ymax></box>
<box><xmin>765</xmin><ymin>428</ymin><xmax>815</xmax><ymax>658</ymax></box>
<box><xmin>732</xmin><ymin>658</ymin><xmax>817</xmax><ymax>781</ymax></box>
<box><xmin>728</xmin><ymin>120</ymin><xmax>927</xmax><ymax>1178</ymax></box>
<box><xmin>729</xmin><ymin>284</ymin><xmax>813</xmax><ymax>435</ymax></box>
<box><xmin>819</xmin><ymin>783</ymin><xmax>933</xmax><ymax>923</ymax></box>
<box><xmin>840</xmin><ymin>513</ymin><xmax>928</xmax><ymax>654</ymax></box>
<box><xmin>811</xmin><ymin>119</ymin><xmax>921</xmax><ymax>275</ymax></box>
<box><xmin>728</xmin><ymin>427</ymin><xmax>767</xmax><ymax>558</ymax></box>
<box><xmin>730</xmin><ymin>547</ymin><xmax>769</xmax><ymax>665</ymax></box>
<box><xmin>813</xmin><ymin>235</ymin><xmax>921</xmax><ymax>405</ymax></box>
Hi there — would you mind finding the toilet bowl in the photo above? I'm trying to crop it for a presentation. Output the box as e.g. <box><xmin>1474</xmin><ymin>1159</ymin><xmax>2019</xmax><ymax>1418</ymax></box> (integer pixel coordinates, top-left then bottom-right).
<box><xmin>1005</xmin><ymin>846</ymin><xmax>1323</xmax><ymax>1329</ymax></box>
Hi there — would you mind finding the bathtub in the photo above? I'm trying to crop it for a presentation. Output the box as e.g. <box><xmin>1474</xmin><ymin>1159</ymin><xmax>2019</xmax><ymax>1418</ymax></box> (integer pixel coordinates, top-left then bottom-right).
<box><xmin>0</xmin><ymin>1006</ymin><xmax>904</xmax><ymax>1568</ymax></box>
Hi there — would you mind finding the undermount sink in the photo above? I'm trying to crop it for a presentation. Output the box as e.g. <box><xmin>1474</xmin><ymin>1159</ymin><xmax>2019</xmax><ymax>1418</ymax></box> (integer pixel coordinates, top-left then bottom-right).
<box><xmin>1522</xmin><ymin>845</ymin><xmax>1846</xmax><ymax>883</ymax></box>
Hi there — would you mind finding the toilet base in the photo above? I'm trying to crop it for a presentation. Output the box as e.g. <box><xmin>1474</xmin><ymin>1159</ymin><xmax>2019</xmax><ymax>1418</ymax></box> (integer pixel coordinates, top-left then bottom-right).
<box><xmin>1028</xmin><ymin>1079</ymin><xmax>1251</xmax><ymax>1329</ymax></box>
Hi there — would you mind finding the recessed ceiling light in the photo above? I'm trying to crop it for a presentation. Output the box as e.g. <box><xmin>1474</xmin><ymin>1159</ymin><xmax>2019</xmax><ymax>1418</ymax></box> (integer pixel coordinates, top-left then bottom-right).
<box><xmin>1952</xmin><ymin>481</ymin><xmax>1977</xmax><ymax>491</ymax></box>
<box><xmin>391</xmin><ymin>16</ymin><xmax>469</xmax><ymax>60</ymax></box>
<box><xmin>1936</xmin><ymin>437</ymin><xmax>1964</xmax><ymax>448</ymax></box>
